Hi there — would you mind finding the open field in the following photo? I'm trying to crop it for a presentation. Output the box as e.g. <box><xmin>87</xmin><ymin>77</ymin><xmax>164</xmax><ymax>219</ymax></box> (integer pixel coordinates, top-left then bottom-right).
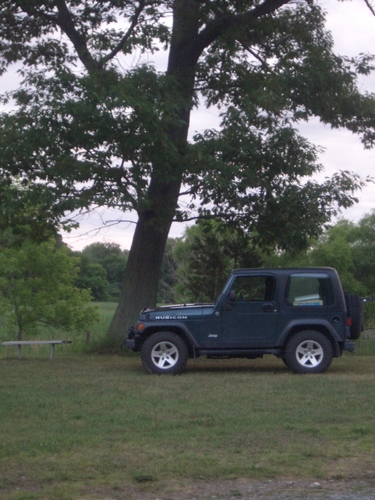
<box><xmin>1</xmin><ymin>350</ymin><xmax>375</xmax><ymax>499</ymax></box>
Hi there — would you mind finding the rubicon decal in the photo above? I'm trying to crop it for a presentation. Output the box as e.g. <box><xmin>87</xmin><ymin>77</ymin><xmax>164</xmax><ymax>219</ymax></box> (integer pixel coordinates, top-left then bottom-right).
<box><xmin>154</xmin><ymin>315</ymin><xmax>188</xmax><ymax>320</ymax></box>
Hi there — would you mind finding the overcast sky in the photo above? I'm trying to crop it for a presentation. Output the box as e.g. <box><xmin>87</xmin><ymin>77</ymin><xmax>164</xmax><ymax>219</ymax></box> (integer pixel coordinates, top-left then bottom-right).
<box><xmin>2</xmin><ymin>1</ymin><xmax>375</xmax><ymax>250</ymax></box>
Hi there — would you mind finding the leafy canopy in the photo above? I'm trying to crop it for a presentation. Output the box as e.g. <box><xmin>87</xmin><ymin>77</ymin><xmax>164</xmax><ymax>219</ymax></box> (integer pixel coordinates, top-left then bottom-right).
<box><xmin>0</xmin><ymin>1</ymin><xmax>374</xmax><ymax>250</ymax></box>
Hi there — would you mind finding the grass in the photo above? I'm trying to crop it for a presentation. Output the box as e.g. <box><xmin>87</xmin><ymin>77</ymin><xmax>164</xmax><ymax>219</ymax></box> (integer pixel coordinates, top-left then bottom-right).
<box><xmin>0</xmin><ymin>351</ymin><xmax>375</xmax><ymax>499</ymax></box>
<box><xmin>1</xmin><ymin>302</ymin><xmax>375</xmax><ymax>498</ymax></box>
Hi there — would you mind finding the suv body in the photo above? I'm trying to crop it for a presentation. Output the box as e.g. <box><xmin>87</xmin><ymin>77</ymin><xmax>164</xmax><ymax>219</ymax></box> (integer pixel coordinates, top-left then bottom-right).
<box><xmin>126</xmin><ymin>267</ymin><xmax>362</xmax><ymax>374</ymax></box>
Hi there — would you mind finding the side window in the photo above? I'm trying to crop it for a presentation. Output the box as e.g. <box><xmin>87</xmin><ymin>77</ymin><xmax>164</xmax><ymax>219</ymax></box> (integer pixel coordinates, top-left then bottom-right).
<box><xmin>231</xmin><ymin>275</ymin><xmax>276</xmax><ymax>302</ymax></box>
<box><xmin>286</xmin><ymin>274</ymin><xmax>334</xmax><ymax>306</ymax></box>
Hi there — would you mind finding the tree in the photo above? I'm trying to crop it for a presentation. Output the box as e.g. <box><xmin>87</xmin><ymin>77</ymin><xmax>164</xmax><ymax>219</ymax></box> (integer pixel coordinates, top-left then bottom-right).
<box><xmin>0</xmin><ymin>1</ymin><xmax>374</xmax><ymax>346</ymax></box>
<box><xmin>157</xmin><ymin>238</ymin><xmax>180</xmax><ymax>304</ymax></box>
<box><xmin>266</xmin><ymin>212</ymin><xmax>375</xmax><ymax>294</ymax></box>
<box><xmin>0</xmin><ymin>179</ymin><xmax>73</xmax><ymax>242</ymax></box>
<box><xmin>80</xmin><ymin>242</ymin><xmax>128</xmax><ymax>300</ymax></box>
<box><xmin>0</xmin><ymin>234</ymin><xmax>99</xmax><ymax>340</ymax></box>
<box><xmin>290</xmin><ymin>220</ymin><xmax>366</xmax><ymax>294</ymax></box>
<box><xmin>74</xmin><ymin>257</ymin><xmax>110</xmax><ymax>302</ymax></box>
<box><xmin>173</xmin><ymin>220</ymin><xmax>263</xmax><ymax>302</ymax></box>
<box><xmin>350</xmin><ymin>211</ymin><xmax>375</xmax><ymax>295</ymax></box>
<box><xmin>265</xmin><ymin>212</ymin><xmax>375</xmax><ymax>327</ymax></box>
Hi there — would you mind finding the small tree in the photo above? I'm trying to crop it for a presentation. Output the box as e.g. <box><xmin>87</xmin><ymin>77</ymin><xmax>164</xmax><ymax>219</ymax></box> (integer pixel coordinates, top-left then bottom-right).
<box><xmin>74</xmin><ymin>257</ymin><xmax>109</xmax><ymax>302</ymax></box>
<box><xmin>264</xmin><ymin>213</ymin><xmax>375</xmax><ymax>328</ymax></box>
<box><xmin>80</xmin><ymin>243</ymin><xmax>128</xmax><ymax>300</ymax></box>
<box><xmin>0</xmin><ymin>236</ymin><xmax>99</xmax><ymax>340</ymax></box>
<box><xmin>350</xmin><ymin>211</ymin><xmax>375</xmax><ymax>295</ymax></box>
<box><xmin>174</xmin><ymin>220</ymin><xmax>264</xmax><ymax>302</ymax></box>
<box><xmin>157</xmin><ymin>238</ymin><xmax>180</xmax><ymax>305</ymax></box>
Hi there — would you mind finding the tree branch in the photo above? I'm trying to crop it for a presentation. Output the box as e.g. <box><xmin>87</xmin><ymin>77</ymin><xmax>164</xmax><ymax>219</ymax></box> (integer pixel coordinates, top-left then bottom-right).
<box><xmin>191</xmin><ymin>0</ymin><xmax>292</xmax><ymax>63</ymax></box>
<box><xmin>54</xmin><ymin>0</ymin><xmax>100</xmax><ymax>72</ymax></box>
<box><xmin>364</xmin><ymin>0</ymin><xmax>375</xmax><ymax>16</ymax></box>
<box><xmin>238</xmin><ymin>38</ymin><xmax>272</xmax><ymax>72</ymax></box>
<box><xmin>100</xmin><ymin>0</ymin><xmax>146</xmax><ymax>66</ymax></box>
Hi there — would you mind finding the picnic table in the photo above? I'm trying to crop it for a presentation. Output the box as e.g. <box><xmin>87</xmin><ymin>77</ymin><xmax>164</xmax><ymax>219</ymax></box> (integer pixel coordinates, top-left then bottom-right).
<box><xmin>2</xmin><ymin>340</ymin><xmax>72</xmax><ymax>360</ymax></box>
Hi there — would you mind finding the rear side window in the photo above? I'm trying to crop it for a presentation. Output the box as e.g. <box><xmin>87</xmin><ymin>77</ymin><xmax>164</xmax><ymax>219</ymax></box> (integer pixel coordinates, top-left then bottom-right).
<box><xmin>286</xmin><ymin>273</ymin><xmax>334</xmax><ymax>306</ymax></box>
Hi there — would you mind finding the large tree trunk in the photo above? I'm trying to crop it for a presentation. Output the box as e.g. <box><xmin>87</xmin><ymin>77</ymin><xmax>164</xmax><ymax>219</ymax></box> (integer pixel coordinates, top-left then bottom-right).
<box><xmin>109</xmin><ymin>152</ymin><xmax>193</xmax><ymax>345</ymax></box>
<box><xmin>107</xmin><ymin>155</ymin><xmax>190</xmax><ymax>347</ymax></box>
<box><xmin>107</xmin><ymin>0</ymin><xmax>201</xmax><ymax>346</ymax></box>
<box><xmin>107</xmin><ymin>214</ymin><xmax>172</xmax><ymax>345</ymax></box>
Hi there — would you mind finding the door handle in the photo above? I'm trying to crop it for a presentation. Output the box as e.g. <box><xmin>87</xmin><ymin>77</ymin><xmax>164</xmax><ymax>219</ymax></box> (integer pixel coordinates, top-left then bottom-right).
<box><xmin>263</xmin><ymin>303</ymin><xmax>276</xmax><ymax>312</ymax></box>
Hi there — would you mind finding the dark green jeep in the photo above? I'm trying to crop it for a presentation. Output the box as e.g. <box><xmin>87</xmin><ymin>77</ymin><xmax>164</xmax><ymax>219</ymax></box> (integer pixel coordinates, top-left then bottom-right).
<box><xmin>126</xmin><ymin>267</ymin><xmax>363</xmax><ymax>374</ymax></box>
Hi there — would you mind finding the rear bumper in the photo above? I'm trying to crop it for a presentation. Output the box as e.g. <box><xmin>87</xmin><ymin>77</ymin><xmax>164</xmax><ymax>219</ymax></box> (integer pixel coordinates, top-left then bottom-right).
<box><xmin>343</xmin><ymin>341</ymin><xmax>356</xmax><ymax>352</ymax></box>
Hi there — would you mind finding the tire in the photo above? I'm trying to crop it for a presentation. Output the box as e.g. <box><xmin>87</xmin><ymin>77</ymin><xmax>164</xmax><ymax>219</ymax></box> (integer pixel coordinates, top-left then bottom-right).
<box><xmin>345</xmin><ymin>293</ymin><xmax>364</xmax><ymax>340</ymax></box>
<box><xmin>280</xmin><ymin>357</ymin><xmax>289</xmax><ymax>368</ymax></box>
<box><xmin>284</xmin><ymin>330</ymin><xmax>333</xmax><ymax>374</ymax></box>
<box><xmin>141</xmin><ymin>332</ymin><xmax>188</xmax><ymax>375</ymax></box>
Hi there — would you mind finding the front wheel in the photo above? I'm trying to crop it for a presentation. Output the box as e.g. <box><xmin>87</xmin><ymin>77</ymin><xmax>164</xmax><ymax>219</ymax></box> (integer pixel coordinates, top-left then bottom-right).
<box><xmin>284</xmin><ymin>331</ymin><xmax>333</xmax><ymax>374</ymax></box>
<box><xmin>141</xmin><ymin>332</ymin><xmax>188</xmax><ymax>374</ymax></box>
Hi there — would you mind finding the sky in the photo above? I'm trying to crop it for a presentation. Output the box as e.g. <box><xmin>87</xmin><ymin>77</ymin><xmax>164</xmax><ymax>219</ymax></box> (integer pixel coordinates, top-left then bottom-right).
<box><xmin>2</xmin><ymin>1</ymin><xmax>375</xmax><ymax>251</ymax></box>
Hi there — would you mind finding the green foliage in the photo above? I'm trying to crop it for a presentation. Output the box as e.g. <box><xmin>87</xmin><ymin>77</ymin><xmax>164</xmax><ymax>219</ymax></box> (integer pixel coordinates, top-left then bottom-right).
<box><xmin>0</xmin><ymin>178</ymin><xmax>74</xmax><ymax>242</ymax></box>
<box><xmin>0</xmin><ymin>2</ymin><xmax>372</xmax><ymax>235</ymax></box>
<box><xmin>157</xmin><ymin>238</ymin><xmax>180</xmax><ymax>304</ymax></box>
<box><xmin>173</xmin><ymin>220</ymin><xmax>263</xmax><ymax>302</ymax></box>
<box><xmin>74</xmin><ymin>258</ymin><xmax>109</xmax><ymax>302</ymax></box>
<box><xmin>0</xmin><ymin>236</ymin><xmax>99</xmax><ymax>340</ymax></box>
<box><xmin>266</xmin><ymin>211</ymin><xmax>375</xmax><ymax>328</ymax></box>
<box><xmin>78</xmin><ymin>242</ymin><xmax>128</xmax><ymax>300</ymax></box>
<box><xmin>350</xmin><ymin>212</ymin><xmax>375</xmax><ymax>294</ymax></box>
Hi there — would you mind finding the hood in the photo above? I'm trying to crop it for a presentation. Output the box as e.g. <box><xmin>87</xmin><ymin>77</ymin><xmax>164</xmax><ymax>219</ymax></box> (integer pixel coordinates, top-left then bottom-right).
<box><xmin>140</xmin><ymin>302</ymin><xmax>215</xmax><ymax>321</ymax></box>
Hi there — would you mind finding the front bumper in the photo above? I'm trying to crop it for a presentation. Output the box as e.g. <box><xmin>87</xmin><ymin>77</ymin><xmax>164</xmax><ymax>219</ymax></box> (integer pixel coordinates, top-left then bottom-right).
<box><xmin>125</xmin><ymin>338</ymin><xmax>136</xmax><ymax>349</ymax></box>
<box><xmin>125</xmin><ymin>326</ymin><xmax>141</xmax><ymax>351</ymax></box>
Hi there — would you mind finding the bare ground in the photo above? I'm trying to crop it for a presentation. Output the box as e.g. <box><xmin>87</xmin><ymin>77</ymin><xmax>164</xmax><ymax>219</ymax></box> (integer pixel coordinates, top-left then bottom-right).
<box><xmin>99</xmin><ymin>477</ymin><xmax>375</xmax><ymax>500</ymax></box>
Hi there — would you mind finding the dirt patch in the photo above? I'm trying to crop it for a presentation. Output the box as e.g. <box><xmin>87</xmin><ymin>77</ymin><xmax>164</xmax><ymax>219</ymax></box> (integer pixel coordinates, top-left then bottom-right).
<box><xmin>114</xmin><ymin>477</ymin><xmax>375</xmax><ymax>500</ymax></box>
<box><xmin>362</xmin><ymin>328</ymin><xmax>375</xmax><ymax>340</ymax></box>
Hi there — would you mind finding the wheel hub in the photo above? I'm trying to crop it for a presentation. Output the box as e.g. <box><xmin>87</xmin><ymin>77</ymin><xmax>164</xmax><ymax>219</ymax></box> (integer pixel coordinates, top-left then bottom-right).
<box><xmin>151</xmin><ymin>341</ymin><xmax>179</xmax><ymax>369</ymax></box>
<box><xmin>296</xmin><ymin>340</ymin><xmax>323</xmax><ymax>367</ymax></box>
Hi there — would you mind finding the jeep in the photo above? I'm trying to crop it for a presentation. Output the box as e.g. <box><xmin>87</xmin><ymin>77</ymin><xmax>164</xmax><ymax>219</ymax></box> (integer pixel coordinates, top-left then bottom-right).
<box><xmin>126</xmin><ymin>267</ymin><xmax>363</xmax><ymax>374</ymax></box>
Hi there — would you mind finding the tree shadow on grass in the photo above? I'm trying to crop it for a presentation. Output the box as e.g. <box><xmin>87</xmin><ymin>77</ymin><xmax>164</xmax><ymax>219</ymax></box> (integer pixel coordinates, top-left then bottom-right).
<box><xmin>185</xmin><ymin>356</ymin><xmax>288</xmax><ymax>374</ymax></box>
<box><xmin>117</xmin><ymin>352</ymin><xmax>365</xmax><ymax>376</ymax></box>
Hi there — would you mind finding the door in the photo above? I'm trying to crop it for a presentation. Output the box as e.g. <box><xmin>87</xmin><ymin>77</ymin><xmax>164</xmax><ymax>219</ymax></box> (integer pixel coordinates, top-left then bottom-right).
<box><xmin>221</xmin><ymin>274</ymin><xmax>279</xmax><ymax>347</ymax></box>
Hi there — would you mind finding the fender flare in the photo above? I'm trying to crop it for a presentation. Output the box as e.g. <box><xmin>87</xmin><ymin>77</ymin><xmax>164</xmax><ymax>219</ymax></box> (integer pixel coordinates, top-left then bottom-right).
<box><xmin>140</xmin><ymin>321</ymin><xmax>200</xmax><ymax>350</ymax></box>
<box><xmin>278</xmin><ymin>319</ymin><xmax>341</xmax><ymax>355</ymax></box>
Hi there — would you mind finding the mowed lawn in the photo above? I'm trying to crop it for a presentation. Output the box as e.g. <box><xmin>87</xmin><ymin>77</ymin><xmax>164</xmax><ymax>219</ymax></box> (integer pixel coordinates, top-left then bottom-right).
<box><xmin>0</xmin><ymin>348</ymin><xmax>375</xmax><ymax>499</ymax></box>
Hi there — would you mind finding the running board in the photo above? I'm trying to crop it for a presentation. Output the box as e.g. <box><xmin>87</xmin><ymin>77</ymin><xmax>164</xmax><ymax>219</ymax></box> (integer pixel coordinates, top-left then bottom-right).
<box><xmin>197</xmin><ymin>348</ymin><xmax>282</xmax><ymax>358</ymax></box>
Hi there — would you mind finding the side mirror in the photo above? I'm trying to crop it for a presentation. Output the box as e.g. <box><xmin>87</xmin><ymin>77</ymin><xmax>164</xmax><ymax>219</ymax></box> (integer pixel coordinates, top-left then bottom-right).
<box><xmin>228</xmin><ymin>289</ymin><xmax>236</xmax><ymax>302</ymax></box>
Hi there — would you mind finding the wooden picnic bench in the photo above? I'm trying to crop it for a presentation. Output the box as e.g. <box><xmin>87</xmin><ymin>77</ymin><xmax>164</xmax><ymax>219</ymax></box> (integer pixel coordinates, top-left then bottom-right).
<box><xmin>2</xmin><ymin>340</ymin><xmax>72</xmax><ymax>360</ymax></box>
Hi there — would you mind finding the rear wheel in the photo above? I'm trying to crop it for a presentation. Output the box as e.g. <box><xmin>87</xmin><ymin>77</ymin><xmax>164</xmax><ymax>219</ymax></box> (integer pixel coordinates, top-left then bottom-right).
<box><xmin>141</xmin><ymin>332</ymin><xmax>188</xmax><ymax>374</ymax></box>
<box><xmin>284</xmin><ymin>330</ymin><xmax>333</xmax><ymax>374</ymax></box>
